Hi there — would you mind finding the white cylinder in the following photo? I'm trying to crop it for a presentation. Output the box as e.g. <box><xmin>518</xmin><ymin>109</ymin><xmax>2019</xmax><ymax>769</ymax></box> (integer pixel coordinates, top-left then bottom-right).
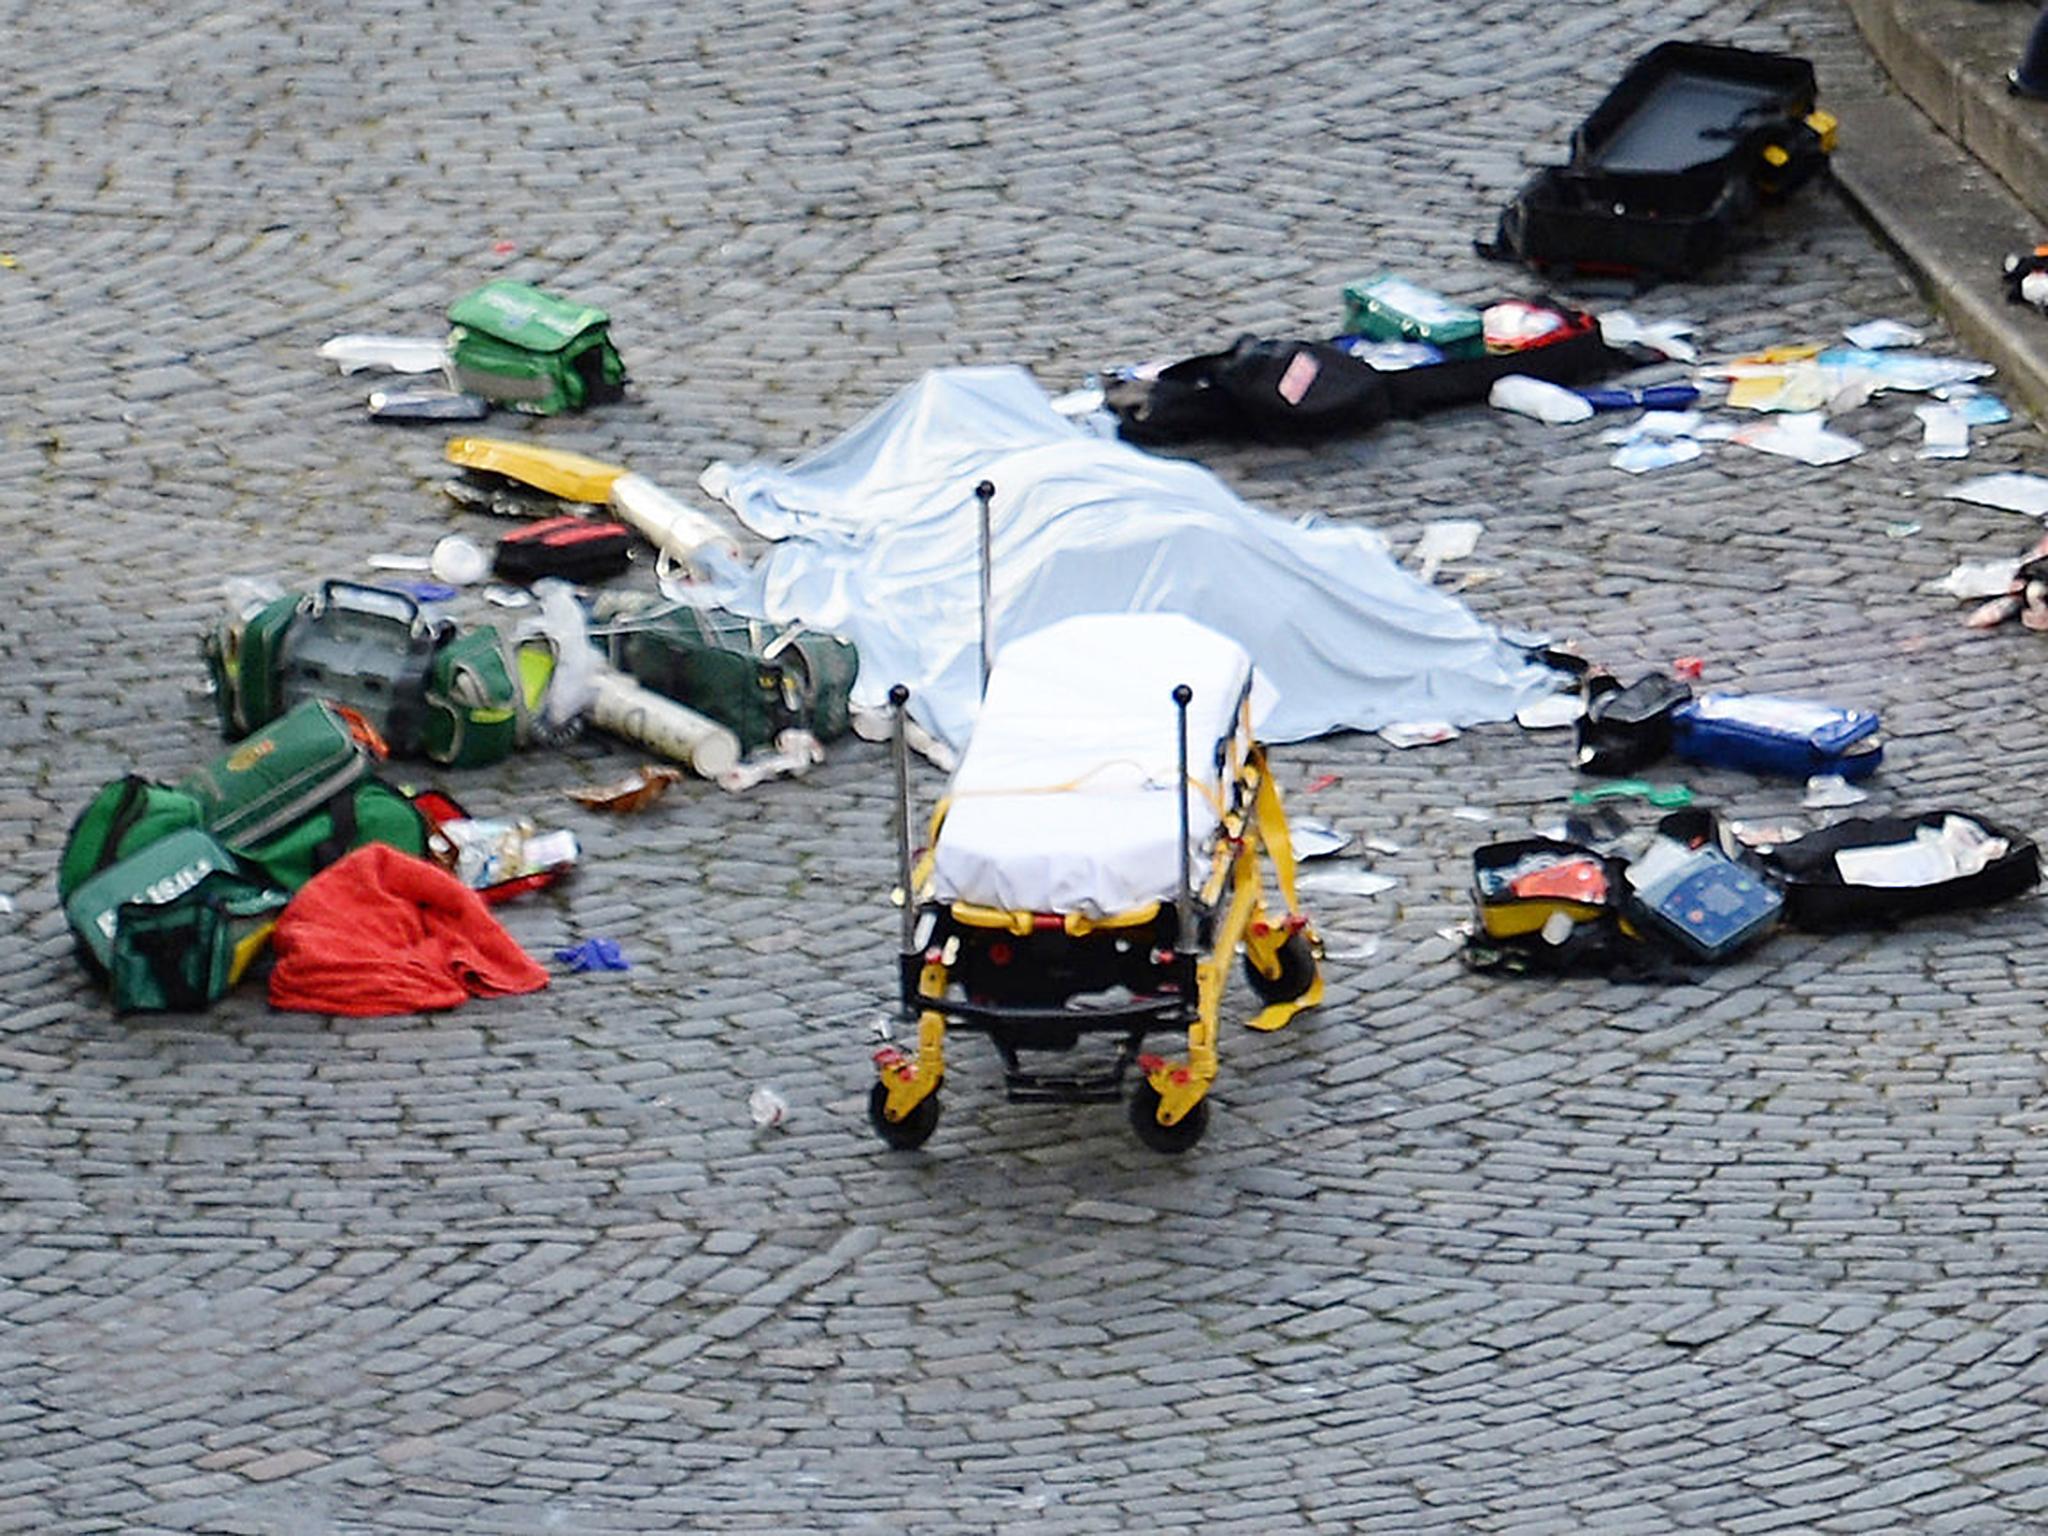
<box><xmin>588</xmin><ymin>668</ymin><xmax>742</xmax><ymax>780</ymax></box>
<box><xmin>609</xmin><ymin>473</ymin><xmax>740</xmax><ymax>574</ymax></box>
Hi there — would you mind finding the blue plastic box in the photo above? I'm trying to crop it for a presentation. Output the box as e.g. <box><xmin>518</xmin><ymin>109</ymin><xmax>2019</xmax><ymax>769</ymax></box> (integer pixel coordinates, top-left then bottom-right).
<box><xmin>1670</xmin><ymin>694</ymin><xmax>1881</xmax><ymax>780</ymax></box>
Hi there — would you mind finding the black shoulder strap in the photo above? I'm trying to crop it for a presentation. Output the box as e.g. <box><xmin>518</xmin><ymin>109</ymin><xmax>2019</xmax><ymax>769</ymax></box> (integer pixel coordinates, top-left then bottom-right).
<box><xmin>310</xmin><ymin>784</ymin><xmax>362</xmax><ymax>874</ymax></box>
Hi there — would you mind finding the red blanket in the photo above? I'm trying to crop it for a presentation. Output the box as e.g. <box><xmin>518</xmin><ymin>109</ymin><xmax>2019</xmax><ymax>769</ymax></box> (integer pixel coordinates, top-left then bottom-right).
<box><xmin>269</xmin><ymin>843</ymin><xmax>549</xmax><ymax>1016</ymax></box>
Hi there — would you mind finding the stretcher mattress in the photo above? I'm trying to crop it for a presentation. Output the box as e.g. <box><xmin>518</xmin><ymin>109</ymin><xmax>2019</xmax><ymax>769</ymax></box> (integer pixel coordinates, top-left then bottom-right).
<box><xmin>930</xmin><ymin>614</ymin><xmax>1270</xmax><ymax>916</ymax></box>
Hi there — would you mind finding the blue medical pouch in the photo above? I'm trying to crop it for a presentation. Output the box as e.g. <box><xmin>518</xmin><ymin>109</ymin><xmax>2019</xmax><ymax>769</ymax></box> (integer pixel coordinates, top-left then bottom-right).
<box><xmin>1670</xmin><ymin>694</ymin><xmax>1881</xmax><ymax>780</ymax></box>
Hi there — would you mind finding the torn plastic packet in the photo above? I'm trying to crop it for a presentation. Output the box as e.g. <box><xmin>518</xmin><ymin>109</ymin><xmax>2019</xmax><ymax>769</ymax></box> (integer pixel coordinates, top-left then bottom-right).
<box><xmin>1516</xmin><ymin>693</ymin><xmax>1586</xmax><ymax>729</ymax></box>
<box><xmin>318</xmin><ymin>334</ymin><xmax>449</xmax><ymax>375</ymax></box>
<box><xmin>1915</xmin><ymin>403</ymin><xmax>1970</xmax><ymax>461</ymax></box>
<box><xmin>1935</xmin><ymin>559</ymin><xmax>2024</xmax><ymax>600</ymax></box>
<box><xmin>1842</xmin><ymin>319</ymin><xmax>1925</xmax><ymax>351</ymax></box>
<box><xmin>1598</xmin><ymin>312</ymin><xmax>1699</xmax><ymax>364</ymax></box>
<box><xmin>1379</xmin><ymin>720</ymin><xmax>1460</xmax><ymax>748</ymax></box>
<box><xmin>1295</xmin><ymin>867</ymin><xmax>1399</xmax><ymax>899</ymax></box>
<box><xmin>1612</xmin><ymin>437</ymin><xmax>1703</xmax><ymax>474</ymax></box>
<box><xmin>1290</xmin><ymin>817</ymin><xmax>1354</xmax><ymax>860</ymax></box>
<box><xmin>1945</xmin><ymin>473</ymin><xmax>2048</xmax><ymax>517</ymax></box>
<box><xmin>1728</xmin><ymin>413</ymin><xmax>1863</xmax><ymax>467</ymax></box>
<box><xmin>1412</xmin><ymin>519</ymin><xmax>1483</xmax><ymax>582</ymax></box>
<box><xmin>1942</xmin><ymin>390</ymin><xmax>2011</xmax><ymax>427</ymax></box>
<box><xmin>566</xmin><ymin>764</ymin><xmax>685</xmax><ymax>812</ymax></box>
<box><xmin>1803</xmin><ymin>774</ymin><xmax>1869</xmax><ymax>810</ymax></box>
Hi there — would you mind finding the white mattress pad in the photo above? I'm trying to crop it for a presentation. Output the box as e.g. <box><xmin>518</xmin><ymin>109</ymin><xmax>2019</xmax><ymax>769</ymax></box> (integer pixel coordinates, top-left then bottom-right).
<box><xmin>930</xmin><ymin>614</ymin><xmax>1270</xmax><ymax>915</ymax></box>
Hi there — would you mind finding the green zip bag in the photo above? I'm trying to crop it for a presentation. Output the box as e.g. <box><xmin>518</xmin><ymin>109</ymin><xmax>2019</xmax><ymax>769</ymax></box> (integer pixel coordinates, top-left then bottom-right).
<box><xmin>447</xmin><ymin>281</ymin><xmax>626</xmax><ymax>415</ymax></box>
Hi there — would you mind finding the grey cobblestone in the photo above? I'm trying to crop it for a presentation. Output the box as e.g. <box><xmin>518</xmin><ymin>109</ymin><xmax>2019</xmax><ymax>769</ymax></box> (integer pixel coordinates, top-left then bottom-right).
<box><xmin>5</xmin><ymin>0</ymin><xmax>2048</xmax><ymax>1531</ymax></box>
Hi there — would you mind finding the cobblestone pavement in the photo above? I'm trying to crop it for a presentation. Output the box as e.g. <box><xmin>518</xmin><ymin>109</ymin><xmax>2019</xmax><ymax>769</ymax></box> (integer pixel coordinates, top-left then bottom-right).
<box><xmin>6</xmin><ymin>1</ymin><xmax>2048</xmax><ymax>1531</ymax></box>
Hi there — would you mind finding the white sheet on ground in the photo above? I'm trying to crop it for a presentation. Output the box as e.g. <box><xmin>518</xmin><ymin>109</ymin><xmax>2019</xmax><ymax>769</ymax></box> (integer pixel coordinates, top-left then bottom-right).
<box><xmin>701</xmin><ymin>365</ymin><xmax>1556</xmax><ymax>754</ymax></box>
<box><xmin>931</xmin><ymin>615</ymin><xmax>1260</xmax><ymax>915</ymax></box>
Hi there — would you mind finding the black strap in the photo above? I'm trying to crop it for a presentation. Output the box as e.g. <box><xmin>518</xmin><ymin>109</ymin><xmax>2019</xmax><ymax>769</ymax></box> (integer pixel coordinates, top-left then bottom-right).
<box><xmin>383</xmin><ymin>628</ymin><xmax>446</xmax><ymax>758</ymax></box>
<box><xmin>96</xmin><ymin>778</ymin><xmax>151</xmax><ymax>876</ymax></box>
<box><xmin>310</xmin><ymin>785</ymin><xmax>361</xmax><ymax>873</ymax></box>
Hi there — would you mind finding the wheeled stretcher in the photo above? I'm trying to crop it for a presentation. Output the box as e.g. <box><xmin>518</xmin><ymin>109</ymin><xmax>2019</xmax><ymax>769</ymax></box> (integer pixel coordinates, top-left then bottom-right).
<box><xmin>869</xmin><ymin>613</ymin><xmax>1323</xmax><ymax>1154</ymax></box>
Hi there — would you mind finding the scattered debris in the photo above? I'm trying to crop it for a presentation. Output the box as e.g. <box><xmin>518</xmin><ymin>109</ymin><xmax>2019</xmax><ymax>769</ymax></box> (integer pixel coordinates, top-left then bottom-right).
<box><xmin>1803</xmin><ymin>774</ymin><xmax>1870</xmax><ymax>809</ymax></box>
<box><xmin>555</xmin><ymin>937</ymin><xmax>630</xmax><ymax>973</ymax></box>
<box><xmin>1569</xmin><ymin>780</ymin><xmax>1694</xmax><ymax>808</ymax></box>
<box><xmin>1290</xmin><ymin>818</ymin><xmax>1354</xmax><ymax>860</ymax></box>
<box><xmin>368</xmin><ymin>380</ymin><xmax>490</xmax><ymax>423</ymax></box>
<box><xmin>1915</xmin><ymin>402</ymin><xmax>1970</xmax><ymax>460</ymax></box>
<box><xmin>1724</xmin><ymin>412</ymin><xmax>1863</xmax><ymax>467</ymax></box>
<box><xmin>1379</xmin><ymin>721</ymin><xmax>1460</xmax><ymax>749</ymax></box>
<box><xmin>1946</xmin><ymin>472</ymin><xmax>2048</xmax><ymax>517</ymax></box>
<box><xmin>1295</xmin><ymin>868</ymin><xmax>1399</xmax><ymax>900</ymax></box>
<box><xmin>317</xmin><ymin>334</ymin><xmax>447</xmax><ymax>374</ymax></box>
<box><xmin>1490</xmin><ymin>374</ymin><xmax>1594</xmax><ymax>425</ymax></box>
<box><xmin>1516</xmin><ymin>693</ymin><xmax>1585</xmax><ymax>730</ymax></box>
<box><xmin>748</xmin><ymin>1085</ymin><xmax>790</xmax><ymax>1129</ymax></box>
<box><xmin>1599</xmin><ymin>312</ymin><xmax>1700</xmax><ymax>364</ymax></box>
<box><xmin>1842</xmin><ymin>319</ymin><xmax>1924</xmax><ymax>350</ymax></box>
<box><xmin>1412</xmin><ymin>519</ymin><xmax>1483</xmax><ymax>581</ymax></box>
<box><xmin>566</xmin><ymin>765</ymin><xmax>686</xmax><ymax>813</ymax></box>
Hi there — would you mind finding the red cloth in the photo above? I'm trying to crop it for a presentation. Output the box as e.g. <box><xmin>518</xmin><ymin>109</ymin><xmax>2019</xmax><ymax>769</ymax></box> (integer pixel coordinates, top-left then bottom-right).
<box><xmin>269</xmin><ymin>843</ymin><xmax>549</xmax><ymax>1016</ymax></box>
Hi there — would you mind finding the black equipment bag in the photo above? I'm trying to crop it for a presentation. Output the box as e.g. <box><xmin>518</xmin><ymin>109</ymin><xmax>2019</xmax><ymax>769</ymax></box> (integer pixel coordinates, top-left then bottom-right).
<box><xmin>1482</xmin><ymin>41</ymin><xmax>1831</xmax><ymax>279</ymax></box>
<box><xmin>1754</xmin><ymin>813</ymin><xmax>2041</xmax><ymax>931</ymax></box>
<box><xmin>493</xmin><ymin>516</ymin><xmax>635</xmax><ymax>585</ymax></box>
<box><xmin>1574</xmin><ymin>673</ymin><xmax>1693</xmax><ymax>776</ymax></box>
<box><xmin>1104</xmin><ymin>336</ymin><xmax>1391</xmax><ymax>445</ymax></box>
<box><xmin>1487</xmin><ymin>165</ymin><xmax>1757</xmax><ymax>281</ymax></box>
<box><xmin>1378</xmin><ymin>303</ymin><xmax>1618</xmax><ymax>416</ymax></box>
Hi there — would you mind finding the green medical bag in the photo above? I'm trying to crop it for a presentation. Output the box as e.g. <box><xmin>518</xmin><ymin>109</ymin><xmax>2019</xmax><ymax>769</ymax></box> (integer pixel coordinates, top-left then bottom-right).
<box><xmin>612</xmin><ymin>609</ymin><xmax>858</xmax><ymax>756</ymax></box>
<box><xmin>447</xmin><ymin>281</ymin><xmax>626</xmax><ymax>415</ymax></box>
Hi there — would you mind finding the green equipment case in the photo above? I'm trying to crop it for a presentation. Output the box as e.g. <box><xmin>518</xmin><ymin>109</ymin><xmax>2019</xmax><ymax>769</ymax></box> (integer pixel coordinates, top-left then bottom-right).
<box><xmin>447</xmin><ymin>280</ymin><xmax>626</xmax><ymax>415</ymax></box>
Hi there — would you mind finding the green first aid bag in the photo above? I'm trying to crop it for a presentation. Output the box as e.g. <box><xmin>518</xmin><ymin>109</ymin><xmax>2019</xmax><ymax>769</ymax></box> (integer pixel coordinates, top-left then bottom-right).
<box><xmin>179</xmin><ymin>699</ymin><xmax>380</xmax><ymax>847</ymax></box>
<box><xmin>233</xmin><ymin>778</ymin><xmax>430</xmax><ymax>891</ymax></box>
<box><xmin>64</xmin><ymin>824</ymin><xmax>283</xmax><ymax>980</ymax></box>
<box><xmin>105</xmin><ymin>860</ymin><xmax>289</xmax><ymax>1014</ymax></box>
<box><xmin>612</xmin><ymin>610</ymin><xmax>858</xmax><ymax>756</ymax></box>
<box><xmin>60</xmin><ymin>777</ymin><xmax>208</xmax><ymax>902</ymax></box>
<box><xmin>422</xmin><ymin>623</ymin><xmax>527</xmax><ymax>769</ymax></box>
<box><xmin>447</xmin><ymin>281</ymin><xmax>626</xmax><ymax>415</ymax></box>
<box><xmin>176</xmin><ymin>700</ymin><xmax>429</xmax><ymax>890</ymax></box>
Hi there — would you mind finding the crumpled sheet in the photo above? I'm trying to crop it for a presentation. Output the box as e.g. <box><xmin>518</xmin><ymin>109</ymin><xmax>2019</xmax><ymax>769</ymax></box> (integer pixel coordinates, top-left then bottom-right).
<box><xmin>697</xmin><ymin>366</ymin><xmax>1556</xmax><ymax>754</ymax></box>
<box><xmin>269</xmin><ymin>844</ymin><xmax>549</xmax><ymax>1017</ymax></box>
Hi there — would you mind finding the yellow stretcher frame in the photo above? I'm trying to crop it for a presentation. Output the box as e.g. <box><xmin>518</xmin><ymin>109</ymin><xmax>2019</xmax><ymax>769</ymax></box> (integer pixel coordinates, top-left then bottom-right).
<box><xmin>872</xmin><ymin>736</ymin><xmax>1323</xmax><ymax>1153</ymax></box>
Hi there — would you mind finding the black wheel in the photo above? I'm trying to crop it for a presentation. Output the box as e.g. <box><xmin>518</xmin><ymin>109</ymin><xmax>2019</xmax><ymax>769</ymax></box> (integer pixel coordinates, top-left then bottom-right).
<box><xmin>867</xmin><ymin>1079</ymin><xmax>941</xmax><ymax>1150</ymax></box>
<box><xmin>1243</xmin><ymin>929</ymin><xmax>1318</xmax><ymax>1005</ymax></box>
<box><xmin>1128</xmin><ymin>1079</ymin><xmax>1210</xmax><ymax>1154</ymax></box>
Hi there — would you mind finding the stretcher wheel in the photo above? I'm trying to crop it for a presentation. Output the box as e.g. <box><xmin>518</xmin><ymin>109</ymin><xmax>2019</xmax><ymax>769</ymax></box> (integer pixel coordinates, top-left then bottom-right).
<box><xmin>1128</xmin><ymin>1080</ymin><xmax>1209</xmax><ymax>1154</ymax></box>
<box><xmin>1243</xmin><ymin>929</ymin><xmax>1317</xmax><ymax>1005</ymax></box>
<box><xmin>868</xmin><ymin>1080</ymin><xmax>941</xmax><ymax>1150</ymax></box>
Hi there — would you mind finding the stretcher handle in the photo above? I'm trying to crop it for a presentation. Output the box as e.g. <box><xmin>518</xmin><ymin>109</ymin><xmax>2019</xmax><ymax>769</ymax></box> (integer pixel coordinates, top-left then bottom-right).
<box><xmin>975</xmin><ymin>480</ymin><xmax>996</xmax><ymax>700</ymax></box>
<box><xmin>891</xmin><ymin>683</ymin><xmax>917</xmax><ymax>955</ymax></box>
<box><xmin>1174</xmin><ymin>684</ymin><xmax>1194</xmax><ymax>957</ymax></box>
